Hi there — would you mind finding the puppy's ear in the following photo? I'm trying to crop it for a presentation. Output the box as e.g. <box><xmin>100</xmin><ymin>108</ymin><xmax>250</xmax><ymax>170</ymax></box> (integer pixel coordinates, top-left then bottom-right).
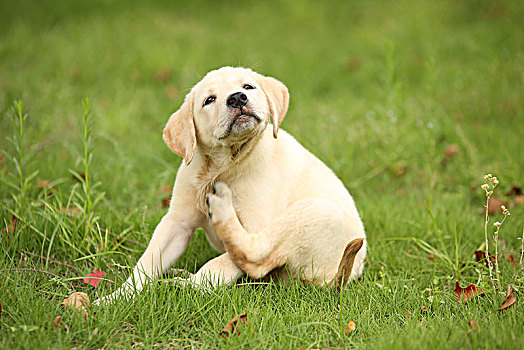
<box><xmin>163</xmin><ymin>95</ymin><xmax>196</xmax><ymax>165</ymax></box>
<box><xmin>256</xmin><ymin>74</ymin><xmax>289</xmax><ymax>138</ymax></box>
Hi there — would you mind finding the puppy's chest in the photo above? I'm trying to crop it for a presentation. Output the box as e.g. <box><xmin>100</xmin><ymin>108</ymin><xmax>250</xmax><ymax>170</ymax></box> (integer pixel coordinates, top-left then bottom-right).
<box><xmin>230</xmin><ymin>195</ymin><xmax>269</xmax><ymax>232</ymax></box>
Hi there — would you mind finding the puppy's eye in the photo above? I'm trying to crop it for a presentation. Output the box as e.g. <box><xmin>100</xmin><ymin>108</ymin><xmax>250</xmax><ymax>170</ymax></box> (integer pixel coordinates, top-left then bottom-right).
<box><xmin>243</xmin><ymin>84</ymin><xmax>255</xmax><ymax>90</ymax></box>
<box><xmin>203</xmin><ymin>96</ymin><xmax>216</xmax><ymax>106</ymax></box>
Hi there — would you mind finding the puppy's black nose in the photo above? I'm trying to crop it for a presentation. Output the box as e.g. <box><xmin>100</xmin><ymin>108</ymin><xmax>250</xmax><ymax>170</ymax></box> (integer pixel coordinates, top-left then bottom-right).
<box><xmin>226</xmin><ymin>92</ymin><xmax>248</xmax><ymax>108</ymax></box>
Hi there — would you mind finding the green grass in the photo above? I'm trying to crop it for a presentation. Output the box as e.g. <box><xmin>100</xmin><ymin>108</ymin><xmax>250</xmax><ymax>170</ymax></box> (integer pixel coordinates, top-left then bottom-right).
<box><xmin>1</xmin><ymin>0</ymin><xmax>523</xmax><ymax>348</ymax></box>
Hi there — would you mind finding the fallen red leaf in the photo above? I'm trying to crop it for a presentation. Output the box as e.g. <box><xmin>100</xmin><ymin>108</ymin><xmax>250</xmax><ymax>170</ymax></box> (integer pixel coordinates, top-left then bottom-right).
<box><xmin>496</xmin><ymin>285</ymin><xmax>517</xmax><ymax>312</ymax></box>
<box><xmin>220</xmin><ymin>313</ymin><xmax>247</xmax><ymax>338</ymax></box>
<box><xmin>454</xmin><ymin>281</ymin><xmax>484</xmax><ymax>303</ymax></box>
<box><xmin>345</xmin><ymin>320</ymin><xmax>356</xmax><ymax>335</ymax></box>
<box><xmin>83</xmin><ymin>269</ymin><xmax>105</xmax><ymax>287</ymax></box>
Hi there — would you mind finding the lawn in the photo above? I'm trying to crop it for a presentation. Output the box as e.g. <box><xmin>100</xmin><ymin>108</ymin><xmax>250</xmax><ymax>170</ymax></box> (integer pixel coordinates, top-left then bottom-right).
<box><xmin>1</xmin><ymin>0</ymin><xmax>523</xmax><ymax>348</ymax></box>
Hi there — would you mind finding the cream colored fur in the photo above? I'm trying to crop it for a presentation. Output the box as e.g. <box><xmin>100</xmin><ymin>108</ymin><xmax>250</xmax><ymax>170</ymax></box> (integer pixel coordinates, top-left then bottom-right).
<box><xmin>94</xmin><ymin>67</ymin><xmax>366</xmax><ymax>305</ymax></box>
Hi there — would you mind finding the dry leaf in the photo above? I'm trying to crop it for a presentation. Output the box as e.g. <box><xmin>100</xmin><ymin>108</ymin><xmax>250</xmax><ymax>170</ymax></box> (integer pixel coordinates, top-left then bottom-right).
<box><xmin>220</xmin><ymin>313</ymin><xmax>247</xmax><ymax>338</ymax></box>
<box><xmin>454</xmin><ymin>281</ymin><xmax>484</xmax><ymax>303</ymax></box>
<box><xmin>474</xmin><ymin>250</ymin><xmax>498</xmax><ymax>268</ymax></box>
<box><xmin>496</xmin><ymin>285</ymin><xmax>517</xmax><ymax>312</ymax></box>
<box><xmin>505</xmin><ymin>186</ymin><xmax>522</xmax><ymax>196</ymax></box>
<box><xmin>484</xmin><ymin>197</ymin><xmax>507</xmax><ymax>215</ymax></box>
<box><xmin>444</xmin><ymin>144</ymin><xmax>459</xmax><ymax>158</ymax></box>
<box><xmin>345</xmin><ymin>320</ymin><xmax>356</xmax><ymax>335</ymax></box>
<box><xmin>514</xmin><ymin>195</ymin><xmax>524</xmax><ymax>207</ymax></box>
<box><xmin>83</xmin><ymin>269</ymin><xmax>105</xmax><ymax>287</ymax></box>
<box><xmin>162</xmin><ymin>196</ymin><xmax>171</xmax><ymax>208</ymax></box>
<box><xmin>37</xmin><ymin>179</ymin><xmax>51</xmax><ymax>187</ymax></box>
<box><xmin>405</xmin><ymin>309</ymin><xmax>411</xmax><ymax>319</ymax></box>
<box><xmin>61</xmin><ymin>292</ymin><xmax>90</xmax><ymax>318</ymax></box>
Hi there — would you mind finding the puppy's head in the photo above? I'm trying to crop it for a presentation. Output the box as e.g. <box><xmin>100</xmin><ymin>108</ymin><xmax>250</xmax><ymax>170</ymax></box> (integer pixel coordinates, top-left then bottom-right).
<box><xmin>163</xmin><ymin>67</ymin><xmax>289</xmax><ymax>165</ymax></box>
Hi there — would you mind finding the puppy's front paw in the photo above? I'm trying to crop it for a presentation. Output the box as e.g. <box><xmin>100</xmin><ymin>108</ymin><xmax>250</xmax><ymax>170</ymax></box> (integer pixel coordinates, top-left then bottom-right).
<box><xmin>206</xmin><ymin>182</ymin><xmax>234</xmax><ymax>225</ymax></box>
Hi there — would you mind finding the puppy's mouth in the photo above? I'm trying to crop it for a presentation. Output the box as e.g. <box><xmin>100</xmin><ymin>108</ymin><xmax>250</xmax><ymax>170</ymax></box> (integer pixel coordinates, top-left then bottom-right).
<box><xmin>218</xmin><ymin>110</ymin><xmax>261</xmax><ymax>140</ymax></box>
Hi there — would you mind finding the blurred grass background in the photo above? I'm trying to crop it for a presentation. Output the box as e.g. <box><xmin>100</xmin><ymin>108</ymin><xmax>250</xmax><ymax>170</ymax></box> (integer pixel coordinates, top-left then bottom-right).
<box><xmin>1</xmin><ymin>0</ymin><xmax>523</xmax><ymax>348</ymax></box>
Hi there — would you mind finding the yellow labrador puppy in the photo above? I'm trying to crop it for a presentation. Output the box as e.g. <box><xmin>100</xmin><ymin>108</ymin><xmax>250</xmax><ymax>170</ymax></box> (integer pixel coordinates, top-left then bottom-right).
<box><xmin>95</xmin><ymin>67</ymin><xmax>366</xmax><ymax>305</ymax></box>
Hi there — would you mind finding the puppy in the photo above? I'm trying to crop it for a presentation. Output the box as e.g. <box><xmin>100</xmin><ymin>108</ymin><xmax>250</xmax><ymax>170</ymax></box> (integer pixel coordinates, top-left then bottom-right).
<box><xmin>95</xmin><ymin>67</ymin><xmax>366</xmax><ymax>305</ymax></box>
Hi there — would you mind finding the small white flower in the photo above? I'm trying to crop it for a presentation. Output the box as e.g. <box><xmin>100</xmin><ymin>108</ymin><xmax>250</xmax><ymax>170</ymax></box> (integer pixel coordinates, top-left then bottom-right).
<box><xmin>481</xmin><ymin>184</ymin><xmax>489</xmax><ymax>190</ymax></box>
<box><xmin>494</xmin><ymin>221</ymin><xmax>502</xmax><ymax>227</ymax></box>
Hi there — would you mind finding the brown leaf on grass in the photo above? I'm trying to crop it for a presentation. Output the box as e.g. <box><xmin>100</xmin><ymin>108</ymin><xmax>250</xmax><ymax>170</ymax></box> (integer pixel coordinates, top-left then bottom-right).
<box><xmin>345</xmin><ymin>320</ymin><xmax>356</xmax><ymax>335</ymax></box>
<box><xmin>220</xmin><ymin>313</ymin><xmax>247</xmax><ymax>339</ymax></box>
<box><xmin>162</xmin><ymin>196</ymin><xmax>171</xmax><ymax>208</ymax></box>
<box><xmin>83</xmin><ymin>269</ymin><xmax>105</xmax><ymax>287</ymax></box>
<box><xmin>444</xmin><ymin>144</ymin><xmax>459</xmax><ymax>158</ymax></box>
<box><xmin>52</xmin><ymin>315</ymin><xmax>69</xmax><ymax>331</ymax></box>
<box><xmin>454</xmin><ymin>281</ymin><xmax>484</xmax><ymax>303</ymax></box>
<box><xmin>37</xmin><ymin>179</ymin><xmax>51</xmax><ymax>187</ymax></box>
<box><xmin>405</xmin><ymin>309</ymin><xmax>411</xmax><ymax>319</ymax></box>
<box><xmin>441</xmin><ymin>144</ymin><xmax>460</xmax><ymax>166</ymax></box>
<box><xmin>496</xmin><ymin>285</ymin><xmax>517</xmax><ymax>312</ymax></box>
<box><xmin>484</xmin><ymin>197</ymin><xmax>507</xmax><ymax>215</ymax></box>
<box><xmin>514</xmin><ymin>195</ymin><xmax>524</xmax><ymax>207</ymax></box>
<box><xmin>474</xmin><ymin>250</ymin><xmax>498</xmax><ymax>268</ymax></box>
<box><xmin>505</xmin><ymin>186</ymin><xmax>522</xmax><ymax>196</ymax></box>
<box><xmin>61</xmin><ymin>292</ymin><xmax>90</xmax><ymax>318</ymax></box>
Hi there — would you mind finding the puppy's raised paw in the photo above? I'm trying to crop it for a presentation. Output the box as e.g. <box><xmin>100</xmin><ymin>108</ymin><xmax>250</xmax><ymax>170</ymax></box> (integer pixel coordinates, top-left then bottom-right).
<box><xmin>206</xmin><ymin>182</ymin><xmax>234</xmax><ymax>225</ymax></box>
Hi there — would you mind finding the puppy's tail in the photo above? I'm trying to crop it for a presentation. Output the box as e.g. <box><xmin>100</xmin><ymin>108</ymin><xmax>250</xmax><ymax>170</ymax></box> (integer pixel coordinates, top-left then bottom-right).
<box><xmin>333</xmin><ymin>238</ymin><xmax>364</xmax><ymax>290</ymax></box>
